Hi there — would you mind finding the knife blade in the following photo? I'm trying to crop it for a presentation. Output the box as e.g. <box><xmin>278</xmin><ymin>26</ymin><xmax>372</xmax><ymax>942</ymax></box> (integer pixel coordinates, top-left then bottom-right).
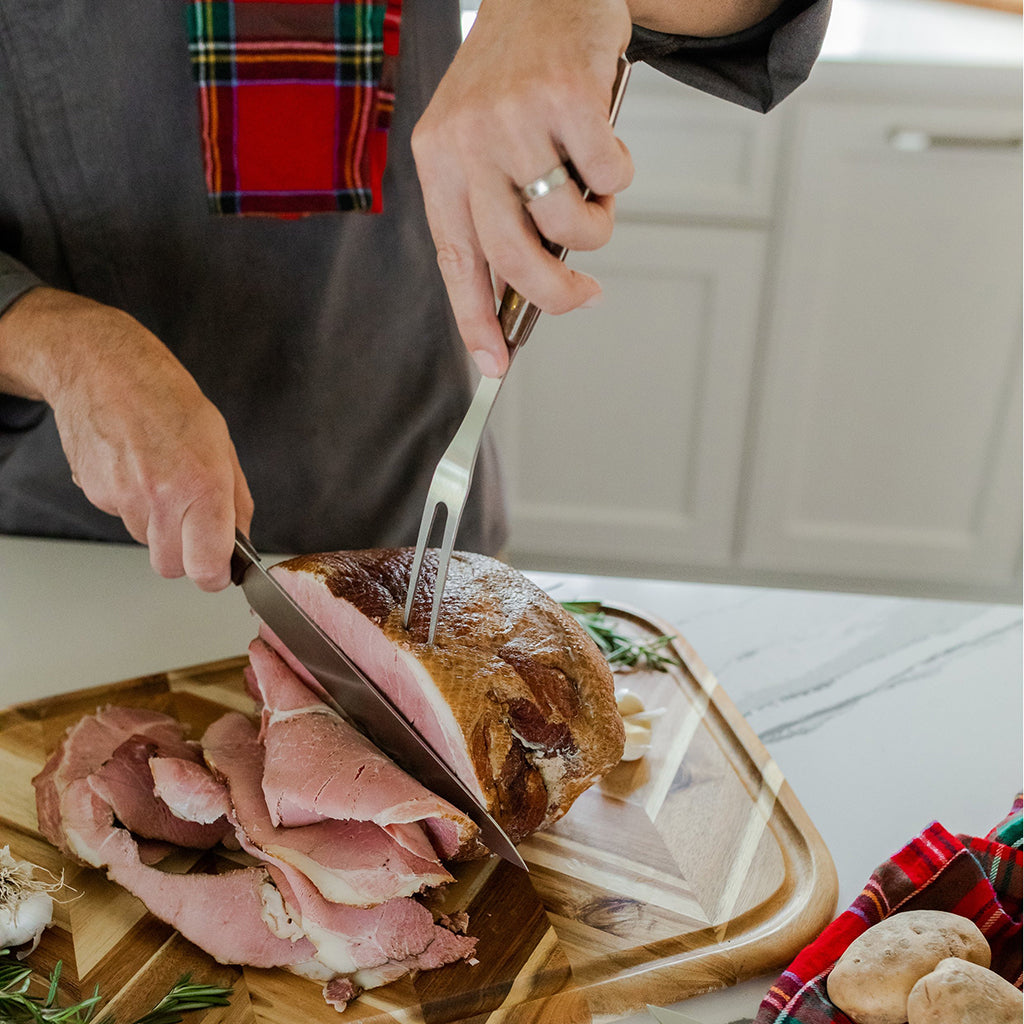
<box><xmin>230</xmin><ymin>530</ymin><xmax>527</xmax><ymax>872</ymax></box>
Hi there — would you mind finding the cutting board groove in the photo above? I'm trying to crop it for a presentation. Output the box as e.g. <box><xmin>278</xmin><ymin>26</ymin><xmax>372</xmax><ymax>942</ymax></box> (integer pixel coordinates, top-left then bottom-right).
<box><xmin>0</xmin><ymin>603</ymin><xmax>836</xmax><ymax>1022</ymax></box>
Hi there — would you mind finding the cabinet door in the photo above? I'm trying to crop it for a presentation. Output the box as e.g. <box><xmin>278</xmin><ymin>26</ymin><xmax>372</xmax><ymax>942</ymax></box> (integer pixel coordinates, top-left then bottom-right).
<box><xmin>740</xmin><ymin>99</ymin><xmax>1022</xmax><ymax>597</ymax></box>
<box><xmin>490</xmin><ymin>222</ymin><xmax>766</xmax><ymax>575</ymax></box>
<box><xmin>613</xmin><ymin>61</ymin><xmax>779</xmax><ymax>222</ymax></box>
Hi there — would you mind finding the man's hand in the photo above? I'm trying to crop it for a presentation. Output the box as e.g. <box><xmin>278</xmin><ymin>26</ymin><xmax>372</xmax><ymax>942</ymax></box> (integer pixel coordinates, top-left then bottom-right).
<box><xmin>0</xmin><ymin>287</ymin><xmax>253</xmax><ymax>591</ymax></box>
<box><xmin>411</xmin><ymin>0</ymin><xmax>635</xmax><ymax>378</ymax></box>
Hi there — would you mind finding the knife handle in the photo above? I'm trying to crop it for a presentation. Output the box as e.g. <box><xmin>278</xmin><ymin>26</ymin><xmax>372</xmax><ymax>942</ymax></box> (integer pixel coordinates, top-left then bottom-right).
<box><xmin>497</xmin><ymin>55</ymin><xmax>632</xmax><ymax>366</ymax></box>
<box><xmin>231</xmin><ymin>529</ymin><xmax>261</xmax><ymax>586</ymax></box>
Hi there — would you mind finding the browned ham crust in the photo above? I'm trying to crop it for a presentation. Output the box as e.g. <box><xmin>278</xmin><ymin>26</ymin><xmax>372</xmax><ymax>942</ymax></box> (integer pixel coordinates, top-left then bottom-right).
<box><xmin>271</xmin><ymin>549</ymin><xmax>625</xmax><ymax>844</ymax></box>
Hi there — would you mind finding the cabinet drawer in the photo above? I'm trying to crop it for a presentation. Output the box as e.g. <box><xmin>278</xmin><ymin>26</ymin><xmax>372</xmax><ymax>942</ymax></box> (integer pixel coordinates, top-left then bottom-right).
<box><xmin>615</xmin><ymin>62</ymin><xmax>781</xmax><ymax>222</ymax></box>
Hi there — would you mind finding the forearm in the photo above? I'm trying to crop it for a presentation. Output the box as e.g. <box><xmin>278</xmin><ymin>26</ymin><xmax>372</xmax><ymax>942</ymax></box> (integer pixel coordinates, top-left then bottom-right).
<box><xmin>0</xmin><ymin>252</ymin><xmax>48</xmax><ymax>398</ymax></box>
<box><xmin>0</xmin><ymin>283</ymin><xmax>253</xmax><ymax>589</ymax></box>
<box><xmin>0</xmin><ymin>287</ymin><xmax>125</xmax><ymax>404</ymax></box>
<box><xmin>628</xmin><ymin>0</ymin><xmax>786</xmax><ymax>38</ymax></box>
<box><xmin>0</xmin><ymin>287</ymin><xmax>53</xmax><ymax>401</ymax></box>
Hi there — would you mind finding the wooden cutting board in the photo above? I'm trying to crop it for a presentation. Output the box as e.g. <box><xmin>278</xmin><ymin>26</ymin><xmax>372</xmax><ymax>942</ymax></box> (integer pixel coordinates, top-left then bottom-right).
<box><xmin>0</xmin><ymin>603</ymin><xmax>837</xmax><ymax>1024</ymax></box>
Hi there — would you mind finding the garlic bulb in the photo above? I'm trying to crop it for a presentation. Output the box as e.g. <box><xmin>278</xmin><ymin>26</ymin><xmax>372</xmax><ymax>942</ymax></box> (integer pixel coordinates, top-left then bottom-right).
<box><xmin>0</xmin><ymin>846</ymin><xmax>59</xmax><ymax>953</ymax></box>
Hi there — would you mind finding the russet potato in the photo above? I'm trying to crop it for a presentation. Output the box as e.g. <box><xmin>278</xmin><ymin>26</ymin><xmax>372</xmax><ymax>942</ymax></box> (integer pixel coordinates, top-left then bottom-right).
<box><xmin>907</xmin><ymin>957</ymin><xmax>1023</xmax><ymax>1023</ymax></box>
<box><xmin>826</xmin><ymin>910</ymin><xmax>991</xmax><ymax>1024</ymax></box>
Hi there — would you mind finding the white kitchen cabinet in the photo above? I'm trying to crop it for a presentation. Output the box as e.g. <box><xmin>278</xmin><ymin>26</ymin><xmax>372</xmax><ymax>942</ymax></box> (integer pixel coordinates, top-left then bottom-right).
<box><xmin>490</xmin><ymin>7</ymin><xmax>1022</xmax><ymax>602</ymax></box>
<box><xmin>739</xmin><ymin>90</ymin><xmax>1022</xmax><ymax>597</ymax></box>
<box><xmin>492</xmin><ymin>221</ymin><xmax>766</xmax><ymax>573</ymax></box>
<box><xmin>608</xmin><ymin>60</ymin><xmax>780</xmax><ymax>223</ymax></box>
<box><xmin>490</xmin><ymin>64</ymin><xmax>774</xmax><ymax>577</ymax></box>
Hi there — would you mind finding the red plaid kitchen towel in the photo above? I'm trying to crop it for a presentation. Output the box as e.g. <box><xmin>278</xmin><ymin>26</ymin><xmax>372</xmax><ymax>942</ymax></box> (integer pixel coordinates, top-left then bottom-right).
<box><xmin>186</xmin><ymin>0</ymin><xmax>402</xmax><ymax>215</ymax></box>
<box><xmin>755</xmin><ymin>795</ymin><xmax>1023</xmax><ymax>1023</ymax></box>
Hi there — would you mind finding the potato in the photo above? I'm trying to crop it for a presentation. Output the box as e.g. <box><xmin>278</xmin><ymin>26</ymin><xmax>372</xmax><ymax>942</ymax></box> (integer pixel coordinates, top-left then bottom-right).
<box><xmin>907</xmin><ymin>957</ymin><xmax>1023</xmax><ymax>1023</ymax></box>
<box><xmin>826</xmin><ymin>910</ymin><xmax>991</xmax><ymax>1024</ymax></box>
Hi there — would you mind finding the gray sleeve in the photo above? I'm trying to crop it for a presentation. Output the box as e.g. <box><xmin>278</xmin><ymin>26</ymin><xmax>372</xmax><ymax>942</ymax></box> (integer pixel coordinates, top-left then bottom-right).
<box><xmin>626</xmin><ymin>0</ymin><xmax>832</xmax><ymax>113</ymax></box>
<box><xmin>0</xmin><ymin>250</ymin><xmax>42</xmax><ymax>318</ymax></box>
<box><xmin>0</xmin><ymin>251</ymin><xmax>47</xmax><ymax>432</ymax></box>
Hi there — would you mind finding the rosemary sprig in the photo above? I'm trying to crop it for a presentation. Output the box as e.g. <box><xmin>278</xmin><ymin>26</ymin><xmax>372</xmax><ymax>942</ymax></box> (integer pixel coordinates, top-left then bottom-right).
<box><xmin>132</xmin><ymin>975</ymin><xmax>233</xmax><ymax>1024</ymax></box>
<box><xmin>561</xmin><ymin>601</ymin><xmax>680</xmax><ymax>672</ymax></box>
<box><xmin>0</xmin><ymin>956</ymin><xmax>105</xmax><ymax>1024</ymax></box>
<box><xmin>0</xmin><ymin>952</ymin><xmax>232</xmax><ymax>1024</ymax></box>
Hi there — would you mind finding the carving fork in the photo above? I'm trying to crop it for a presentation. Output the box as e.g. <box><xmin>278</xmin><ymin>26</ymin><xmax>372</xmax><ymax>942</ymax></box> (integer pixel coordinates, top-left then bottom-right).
<box><xmin>403</xmin><ymin>57</ymin><xmax>632</xmax><ymax>644</ymax></box>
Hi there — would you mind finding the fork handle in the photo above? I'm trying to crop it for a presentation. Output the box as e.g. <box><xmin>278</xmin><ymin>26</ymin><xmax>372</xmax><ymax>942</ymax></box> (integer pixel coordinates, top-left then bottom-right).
<box><xmin>497</xmin><ymin>289</ymin><xmax>544</xmax><ymax>363</ymax></box>
<box><xmin>497</xmin><ymin>55</ymin><xmax>632</xmax><ymax>366</ymax></box>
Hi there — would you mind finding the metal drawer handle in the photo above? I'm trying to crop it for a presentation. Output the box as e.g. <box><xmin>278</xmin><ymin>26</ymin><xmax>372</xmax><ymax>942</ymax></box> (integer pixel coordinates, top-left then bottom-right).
<box><xmin>888</xmin><ymin>128</ymin><xmax>1023</xmax><ymax>152</ymax></box>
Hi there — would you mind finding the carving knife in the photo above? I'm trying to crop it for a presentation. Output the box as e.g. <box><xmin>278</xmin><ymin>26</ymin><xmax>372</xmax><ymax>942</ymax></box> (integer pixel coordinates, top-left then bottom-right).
<box><xmin>230</xmin><ymin>530</ymin><xmax>527</xmax><ymax>872</ymax></box>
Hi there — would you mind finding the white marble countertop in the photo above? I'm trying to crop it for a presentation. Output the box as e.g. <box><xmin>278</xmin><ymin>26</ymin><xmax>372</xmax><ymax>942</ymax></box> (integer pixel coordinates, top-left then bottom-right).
<box><xmin>1</xmin><ymin>534</ymin><xmax>1020</xmax><ymax>1023</ymax></box>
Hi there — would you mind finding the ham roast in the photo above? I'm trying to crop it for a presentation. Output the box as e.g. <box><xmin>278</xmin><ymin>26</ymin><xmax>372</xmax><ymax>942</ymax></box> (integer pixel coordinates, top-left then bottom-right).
<box><xmin>267</xmin><ymin>548</ymin><xmax>625</xmax><ymax>842</ymax></box>
<box><xmin>32</xmin><ymin>549</ymin><xmax>625</xmax><ymax>1012</ymax></box>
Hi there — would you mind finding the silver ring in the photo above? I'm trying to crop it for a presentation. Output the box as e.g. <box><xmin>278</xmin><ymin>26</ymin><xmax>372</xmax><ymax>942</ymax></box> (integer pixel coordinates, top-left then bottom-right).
<box><xmin>518</xmin><ymin>163</ymin><xmax>570</xmax><ymax>203</ymax></box>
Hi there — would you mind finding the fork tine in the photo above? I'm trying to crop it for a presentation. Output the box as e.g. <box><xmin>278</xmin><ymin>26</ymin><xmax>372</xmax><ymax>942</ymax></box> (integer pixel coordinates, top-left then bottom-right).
<box><xmin>403</xmin><ymin>375</ymin><xmax>501</xmax><ymax>638</ymax></box>
<box><xmin>428</xmin><ymin>499</ymin><xmax>464</xmax><ymax>644</ymax></box>
<box><xmin>403</xmin><ymin>497</ymin><xmax>442</xmax><ymax>630</ymax></box>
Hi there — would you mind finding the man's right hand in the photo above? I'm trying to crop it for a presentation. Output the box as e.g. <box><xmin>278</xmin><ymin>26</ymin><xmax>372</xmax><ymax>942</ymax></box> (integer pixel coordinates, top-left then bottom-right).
<box><xmin>0</xmin><ymin>287</ymin><xmax>253</xmax><ymax>591</ymax></box>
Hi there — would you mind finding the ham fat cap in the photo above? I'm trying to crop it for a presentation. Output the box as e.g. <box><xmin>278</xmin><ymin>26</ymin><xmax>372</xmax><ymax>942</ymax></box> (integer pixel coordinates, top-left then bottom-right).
<box><xmin>270</xmin><ymin>548</ymin><xmax>625</xmax><ymax>843</ymax></box>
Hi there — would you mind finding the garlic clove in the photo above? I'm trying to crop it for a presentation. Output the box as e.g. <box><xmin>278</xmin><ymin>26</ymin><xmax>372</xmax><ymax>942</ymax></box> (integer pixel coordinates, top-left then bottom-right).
<box><xmin>621</xmin><ymin>720</ymin><xmax>652</xmax><ymax>762</ymax></box>
<box><xmin>615</xmin><ymin>689</ymin><xmax>660</xmax><ymax>761</ymax></box>
<box><xmin>615</xmin><ymin>688</ymin><xmax>645</xmax><ymax>717</ymax></box>
<box><xmin>621</xmin><ymin>706</ymin><xmax>668</xmax><ymax>724</ymax></box>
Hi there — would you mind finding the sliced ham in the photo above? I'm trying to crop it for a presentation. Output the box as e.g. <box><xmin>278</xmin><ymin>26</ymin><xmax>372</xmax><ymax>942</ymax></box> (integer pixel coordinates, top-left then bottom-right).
<box><xmin>33</xmin><ymin>702</ymin><xmax>476</xmax><ymax>1012</ymax></box>
<box><xmin>150</xmin><ymin>756</ymin><xmax>234</xmax><ymax>825</ymax></box>
<box><xmin>31</xmin><ymin>711</ymin><xmax>315</xmax><ymax>969</ymax></box>
<box><xmin>267</xmin><ymin>549</ymin><xmax>625</xmax><ymax>843</ymax></box>
<box><xmin>34</xmin><ymin>706</ymin><xmax>193</xmax><ymax>856</ymax></box>
<box><xmin>33</xmin><ymin>679</ymin><xmax>483</xmax><ymax>1015</ymax></box>
<box><xmin>248</xmin><ymin>638</ymin><xmax>481</xmax><ymax>860</ymax></box>
<box><xmin>266</xmin><ymin>865</ymin><xmax>476</xmax><ymax>1009</ymax></box>
<box><xmin>88</xmin><ymin>736</ymin><xmax>231</xmax><ymax>849</ymax></box>
<box><xmin>201</xmin><ymin>712</ymin><xmax>453</xmax><ymax>907</ymax></box>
